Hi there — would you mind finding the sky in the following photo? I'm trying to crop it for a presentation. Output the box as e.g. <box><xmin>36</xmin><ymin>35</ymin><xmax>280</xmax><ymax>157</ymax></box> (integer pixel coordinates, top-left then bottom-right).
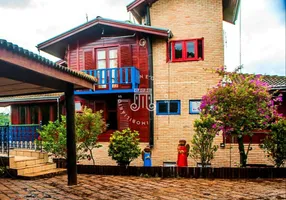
<box><xmin>0</xmin><ymin>0</ymin><xmax>285</xmax><ymax>76</ymax></box>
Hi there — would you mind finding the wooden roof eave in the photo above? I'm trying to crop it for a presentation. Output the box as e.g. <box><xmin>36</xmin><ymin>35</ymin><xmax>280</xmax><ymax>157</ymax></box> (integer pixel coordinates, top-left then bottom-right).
<box><xmin>0</xmin><ymin>48</ymin><xmax>95</xmax><ymax>90</ymax></box>
<box><xmin>37</xmin><ymin>17</ymin><xmax>172</xmax><ymax>59</ymax></box>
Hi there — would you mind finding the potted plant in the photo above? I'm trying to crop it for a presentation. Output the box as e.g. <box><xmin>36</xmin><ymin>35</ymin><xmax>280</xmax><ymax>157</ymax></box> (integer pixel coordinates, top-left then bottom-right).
<box><xmin>108</xmin><ymin>128</ymin><xmax>141</xmax><ymax>166</ymax></box>
<box><xmin>189</xmin><ymin>114</ymin><xmax>218</xmax><ymax>168</ymax></box>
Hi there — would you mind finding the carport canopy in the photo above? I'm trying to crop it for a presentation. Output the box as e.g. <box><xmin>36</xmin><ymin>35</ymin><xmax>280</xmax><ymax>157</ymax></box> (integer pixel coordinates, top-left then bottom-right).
<box><xmin>0</xmin><ymin>39</ymin><xmax>96</xmax><ymax>185</ymax></box>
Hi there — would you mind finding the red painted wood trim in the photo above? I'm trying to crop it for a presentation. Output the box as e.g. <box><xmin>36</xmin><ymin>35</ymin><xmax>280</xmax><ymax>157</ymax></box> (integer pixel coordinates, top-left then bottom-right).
<box><xmin>77</xmin><ymin>40</ymin><xmax>80</xmax><ymax>71</ymax></box>
<box><xmin>126</xmin><ymin>0</ymin><xmax>145</xmax><ymax>11</ymax></box>
<box><xmin>67</xmin><ymin>44</ymin><xmax>70</xmax><ymax>68</ymax></box>
<box><xmin>169</xmin><ymin>38</ymin><xmax>204</xmax><ymax>62</ymax></box>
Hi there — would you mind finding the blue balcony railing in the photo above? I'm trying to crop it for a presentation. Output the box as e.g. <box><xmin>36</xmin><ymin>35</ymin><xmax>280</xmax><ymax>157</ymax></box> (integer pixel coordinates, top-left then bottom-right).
<box><xmin>0</xmin><ymin>124</ymin><xmax>41</xmax><ymax>155</ymax></box>
<box><xmin>75</xmin><ymin>67</ymin><xmax>140</xmax><ymax>94</ymax></box>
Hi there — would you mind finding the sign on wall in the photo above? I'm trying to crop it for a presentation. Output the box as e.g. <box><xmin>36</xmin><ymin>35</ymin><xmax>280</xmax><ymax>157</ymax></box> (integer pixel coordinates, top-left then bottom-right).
<box><xmin>189</xmin><ymin>100</ymin><xmax>201</xmax><ymax>114</ymax></box>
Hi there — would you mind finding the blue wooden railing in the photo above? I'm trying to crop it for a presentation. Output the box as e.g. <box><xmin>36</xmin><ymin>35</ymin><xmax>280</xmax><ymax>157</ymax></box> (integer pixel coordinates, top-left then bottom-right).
<box><xmin>75</xmin><ymin>67</ymin><xmax>140</xmax><ymax>94</ymax></box>
<box><xmin>0</xmin><ymin>124</ymin><xmax>41</xmax><ymax>155</ymax></box>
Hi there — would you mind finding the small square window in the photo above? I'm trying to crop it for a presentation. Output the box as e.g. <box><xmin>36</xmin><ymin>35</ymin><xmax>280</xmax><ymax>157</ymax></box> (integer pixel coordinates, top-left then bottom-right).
<box><xmin>189</xmin><ymin>100</ymin><xmax>201</xmax><ymax>114</ymax></box>
<box><xmin>156</xmin><ymin>100</ymin><xmax>180</xmax><ymax>115</ymax></box>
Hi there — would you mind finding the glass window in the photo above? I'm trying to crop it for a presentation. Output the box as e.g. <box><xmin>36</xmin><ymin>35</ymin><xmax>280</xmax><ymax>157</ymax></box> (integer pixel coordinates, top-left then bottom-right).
<box><xmin>75</xmin><ymin>102</ymin><xmax>82</xmax><ymax>112</ymax></box>
<box><xmin>186</xmin><ymin>41</ymin><xmax>195</xmax><ymax>58</ymax></box>
<box><xmin>169</xmin><ymin>101</ymin><xmax>179</xmax><ymax>113</ymax></box>
<box><xmin>109</xmin><ymin>49</ymin><xmax>117</xmax><ymax>59</ymax></box>
<box><xmin>156</xmin><ymin>100</ymin><xmax>180</xmax><ymax>115</ymax></box>
<box><xmin>158</xmin><ymin>102</ymin><xmax>168</xmax><ymax>113</ymax></box>
<box><xmin>168</xmin><ymin>39</ymin><xmax>203</xmax><ymax>62</ymax></box>
<box><xmin>97</xmin><ymin>50</ymin><xmax>105</xmax><ymax>59</ymax></box>
<box><xmin>174</xmin><ymin>42</ymin><xmax>183</xmax><ymax>59</ymax></box>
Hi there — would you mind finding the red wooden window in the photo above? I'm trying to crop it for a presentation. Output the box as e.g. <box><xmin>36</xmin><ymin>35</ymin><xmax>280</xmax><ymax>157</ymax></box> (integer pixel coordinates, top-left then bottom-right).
<box><xmin>95</xmin><ymin>47</ymin><xmax>118</xmax><ymax>89</ymax></box>
<box><xmin>167</xmin><ymin>38</ymin><xmax>204</xmax><ymax>62</ymax></box>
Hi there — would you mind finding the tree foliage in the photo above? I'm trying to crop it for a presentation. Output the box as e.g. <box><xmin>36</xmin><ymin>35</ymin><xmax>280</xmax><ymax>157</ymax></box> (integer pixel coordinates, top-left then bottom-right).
<box><xmin>200</xmin><ymin>67</ymin><xmax>282</xmax><ymax>167</ymax></box>
<box><xmin>76</xmin><ymin>108</ymin><xmax>106</xmax><ymax>165</ymax></box>
<box><xmin>108</xmin><ymin>128</ymin><xmax>141</xmax><ymax>166</ymax></box>
<box><xmin>261</xmin><ymin>118</ymin><xmax>286</xmax><ymax>167</ymax></box>
<box><xmin>38</xmin><ymin>107</ymin><xmax>106</xmax><ymax>164</ymax></box>
<box><xmin>190</xmin><ymin>114</ymin><xmax>218</xmax><ymax>167</ymax></box>
<box><xmin>0</xmin><ymin>113</ymin><xmax>10</xmax><ymax>125</ymax></box>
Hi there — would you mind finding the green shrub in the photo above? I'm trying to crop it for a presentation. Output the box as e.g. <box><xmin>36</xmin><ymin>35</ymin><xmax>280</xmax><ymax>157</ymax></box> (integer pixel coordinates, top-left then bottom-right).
<box><xmin>108</xmin><ymin>128</ymin><xmax>141</xmax><ymax>166</ymax></box>
<box><xmin>261</xmin><ymin>118</ymin><xmax>286</xmax><ymax>167</ymax></box>
<box><xmin>189</xmin><ymin>114</ymin><xmax>218</xmax><ymax>167</ymax></box>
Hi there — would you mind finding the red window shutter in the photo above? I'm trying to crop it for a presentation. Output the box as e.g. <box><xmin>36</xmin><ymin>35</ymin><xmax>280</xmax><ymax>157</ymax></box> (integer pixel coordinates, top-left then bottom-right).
<box><xmin>120</xmin><ymin>45</ymin><xmax>133</xmax><ymax>67</ymax></box>
<box><xmin>84</xmin><ymin>51</ymin><xmax>94</xmax><ymax>70</ymax></box>
<box><xmin>117</xmin><ymin>99</ymin><xmax>131</xmax><ymax>130</ymax></box>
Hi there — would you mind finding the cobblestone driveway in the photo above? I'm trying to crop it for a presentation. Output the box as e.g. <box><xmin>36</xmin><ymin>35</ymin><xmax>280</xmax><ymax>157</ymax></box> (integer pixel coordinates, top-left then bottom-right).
<box><xmin>0</xmin><ymin>175</ymin><xmax>285</xmax><ymax>200</ymax></box>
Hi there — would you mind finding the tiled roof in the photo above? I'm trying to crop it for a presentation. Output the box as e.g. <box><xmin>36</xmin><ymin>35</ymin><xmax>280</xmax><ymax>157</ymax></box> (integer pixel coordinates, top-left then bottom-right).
<box><xmin>263</xmin><ymin>75</ymin><xmax>286</xmax><ymax>89</ymax></box>
<box><xmin>0</xmin><ymin>93</ymin><xmax>64</xmax><ymax>103</ymax></box>
<box><xmin>0</xmin><ymin>39</ymin><xmax>96</xmax><ymax>83</ymax></box>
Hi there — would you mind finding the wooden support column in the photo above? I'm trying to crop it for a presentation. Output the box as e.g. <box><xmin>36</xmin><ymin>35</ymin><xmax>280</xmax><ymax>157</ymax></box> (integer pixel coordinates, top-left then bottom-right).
<box><xmin>65</xmin><ymin>83</ymin><xmax>77</xmax><ymax>186</ymax></box>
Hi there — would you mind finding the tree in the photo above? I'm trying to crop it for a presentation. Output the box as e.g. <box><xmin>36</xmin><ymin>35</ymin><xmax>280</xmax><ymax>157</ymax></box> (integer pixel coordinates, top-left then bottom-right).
<box><xmin>261</xmin><ymin>118</ymin><xmax>286</xmax><ymax>167</ymax></box>
<box><xmin>38</xmin><ymin>107</ymin><xmax>106</xmax><ymax>164</ymax></box>
<box><xmin>76</xmin><ymin>108</ymin><xmax>106</xmax><ymax>165</ymax></box>
<box><xmin>190</xmin><ymin>114</ymin><xmax>218</xmax><ymax>167</ymax></box>
<box><xmin>200</xmin><ymin>67</ymin><xmax>282</xmax><ymax>167</ymax></box>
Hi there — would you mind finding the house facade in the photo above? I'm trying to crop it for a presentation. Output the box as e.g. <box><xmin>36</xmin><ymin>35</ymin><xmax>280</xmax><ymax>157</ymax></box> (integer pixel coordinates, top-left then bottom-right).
<box><xmin>1</xmin><ymin>0</ymin><xmax>285</xmax><ymax>166</ymax></box>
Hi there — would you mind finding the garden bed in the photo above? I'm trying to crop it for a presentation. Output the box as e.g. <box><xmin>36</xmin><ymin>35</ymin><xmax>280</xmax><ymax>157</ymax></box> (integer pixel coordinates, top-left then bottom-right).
<box><xmin>77</xmin><ymin>165</ymin><xmax>286</xmax><ymax>179</ymax></box>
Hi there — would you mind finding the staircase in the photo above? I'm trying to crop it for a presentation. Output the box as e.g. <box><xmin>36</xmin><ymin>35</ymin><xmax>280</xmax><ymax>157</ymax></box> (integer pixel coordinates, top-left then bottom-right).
<box><xmin>8</xmin><ymin>149</ymin><xmax>66</xmax><ymax>179</ymax></box>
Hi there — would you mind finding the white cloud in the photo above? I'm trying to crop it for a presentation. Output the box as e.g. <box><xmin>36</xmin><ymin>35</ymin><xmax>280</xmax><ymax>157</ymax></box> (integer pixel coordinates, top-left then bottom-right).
<box><xmin>0</xmin><ymin>0</ymin><xmax>284</xmax><ymax>75</ymax></box>
<box><xmin>224</xmin><ymin>0</ymin><xmax>285</xmax><ymax>75</ymax></box>
<box><xmin>0</xmin><ymin>0</ymin><xmax>130</xmax><ymax>61</ymax></box>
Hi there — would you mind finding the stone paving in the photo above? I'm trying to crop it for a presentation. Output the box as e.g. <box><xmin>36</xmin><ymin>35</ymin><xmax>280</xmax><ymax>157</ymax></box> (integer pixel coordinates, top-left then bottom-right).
<box><xmin>0</xmin><ymin>175</ymin><xmax>285</xmax><ymax>200</ymax></box>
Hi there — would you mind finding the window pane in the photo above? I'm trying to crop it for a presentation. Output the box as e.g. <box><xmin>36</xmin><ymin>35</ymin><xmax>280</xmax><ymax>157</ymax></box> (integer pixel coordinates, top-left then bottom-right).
<box><xmin>109</xmin><ymin>59</ymin><xmax>118</xmax><ymax>69</ymax></box>
<box><xmin>97</xmin><ymin>60</ymin><xmax>106</xmax><ymax>69</ymax></box>
<box><xmin>109</xmin><ymin>49</ymin><xmax>117</xmax><ymax>59</ymax></box>
<box><xmin>97</xmin><ymin>50</ymin><xmax>105</xmax><ymax>59</ymax></box>
<box><xmin>186</xmin><ymin>41</ymin><xmax>195</xmax><ymax>58</ymax></box>
<box><xmin>174</xmin><ymin>42</ymin><xmax>183</xmax><ymax>59</ymax></box>
<box><xmin>75</xmin><ymin>102</ymin><xmax>82</xmax><ymax>111</ymax></box>
<box><xmin>158</xmin><ymin>102</ymin><xmax>168</xmax><ymax>113</ymax></box>
<box><xmin>169</xmin><ymin>101</ymin><xmax>179</xmax><ymax>113</ymax></box>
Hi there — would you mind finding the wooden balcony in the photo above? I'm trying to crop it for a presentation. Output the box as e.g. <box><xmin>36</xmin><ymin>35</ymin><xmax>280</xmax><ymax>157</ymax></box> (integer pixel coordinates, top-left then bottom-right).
<box><xmin>75</xmin><ymin>67</ymin><xmax>140</xmax><ymax>94</ymax></box>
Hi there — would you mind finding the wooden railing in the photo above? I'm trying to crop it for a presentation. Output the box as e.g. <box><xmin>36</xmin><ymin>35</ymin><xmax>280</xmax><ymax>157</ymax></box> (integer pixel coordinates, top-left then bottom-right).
<box><xmin>0</xmin><ymin>124</ymin><xmax>41</xmax><ymax>155</ymax></box>
<box><xmin>76</xmin><ymin>67</ymin><xmax>140</xmax><ymax>94</ymax></box>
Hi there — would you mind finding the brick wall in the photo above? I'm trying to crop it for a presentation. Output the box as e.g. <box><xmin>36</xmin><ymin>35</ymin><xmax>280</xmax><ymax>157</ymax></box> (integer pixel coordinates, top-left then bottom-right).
<box><xmin>148</xmin><ymin>0</ymin><xmax>272</xmax><ymax>167</ymax></box>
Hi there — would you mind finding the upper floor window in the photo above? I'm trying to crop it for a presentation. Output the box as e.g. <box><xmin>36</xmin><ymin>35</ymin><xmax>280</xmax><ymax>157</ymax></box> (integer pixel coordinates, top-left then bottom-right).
<box><xmin>167</xmin><ymin>38</ymin><xmax>204</xmax><ymax>62</ymax></box>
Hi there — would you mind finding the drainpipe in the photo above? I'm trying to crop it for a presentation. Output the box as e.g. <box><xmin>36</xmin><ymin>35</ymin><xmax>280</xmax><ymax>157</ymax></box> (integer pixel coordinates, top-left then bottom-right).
<box><xmin>146</xmin><ymin>5</ymin><xmax>154</xmax><ymax>147</ymax></box>
<box><xmin>57</xmin><ymin>97</ymin><xmax>60</xmax><ymax>120</ymax></box>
